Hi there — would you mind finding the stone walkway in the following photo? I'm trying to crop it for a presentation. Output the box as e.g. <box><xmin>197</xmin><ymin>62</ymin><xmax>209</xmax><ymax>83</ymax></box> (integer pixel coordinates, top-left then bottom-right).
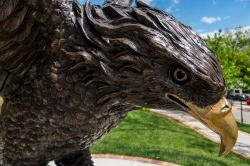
<box><xmin>48</xmin><ymin>155</ymin><xmax>179</xmax><ymax>166</ymax></box>
<box><xmin>232</xmin><ymin>101</ymin><xmax>250</xmax><ymax>124</ymax></box>
<box><xmin>151</xmin><ymin>109</ymin><xmax>250</xmax><ymax>159</ymax></box>
<box><xmin>93</xmin><ymin>154</ymin><xmax>179</xmax><ymax>166</ymax></box>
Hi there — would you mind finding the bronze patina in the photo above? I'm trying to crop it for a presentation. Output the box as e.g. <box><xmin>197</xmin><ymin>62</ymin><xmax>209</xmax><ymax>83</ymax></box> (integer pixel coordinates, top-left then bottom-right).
<box><xmin>0</xmin><ymin>0</ymin><xmax>238</xmax><ymax>165</ymax></box>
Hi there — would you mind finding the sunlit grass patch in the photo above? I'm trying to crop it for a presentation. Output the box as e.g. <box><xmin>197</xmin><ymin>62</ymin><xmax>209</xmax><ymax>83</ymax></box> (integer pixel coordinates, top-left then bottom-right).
<box><xmin>92</xmin><ymin>109</ymin><xmax>250</xmax><ymax>166</ymax></box>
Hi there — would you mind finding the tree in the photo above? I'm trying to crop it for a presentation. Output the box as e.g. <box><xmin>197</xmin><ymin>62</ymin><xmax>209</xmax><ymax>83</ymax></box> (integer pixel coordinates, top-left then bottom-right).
<box><xmin>204</xmin><ymin>29</ymin><xmax>250</xmax><ymax>92</ymax></box>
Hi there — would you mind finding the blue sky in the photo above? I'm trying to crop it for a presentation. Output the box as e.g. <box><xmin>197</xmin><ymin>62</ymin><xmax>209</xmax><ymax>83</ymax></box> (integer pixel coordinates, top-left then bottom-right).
<box><xmin>80</xmin><ymin>0</ymin><xmax>250</xmax><ymax>35</ymax></box>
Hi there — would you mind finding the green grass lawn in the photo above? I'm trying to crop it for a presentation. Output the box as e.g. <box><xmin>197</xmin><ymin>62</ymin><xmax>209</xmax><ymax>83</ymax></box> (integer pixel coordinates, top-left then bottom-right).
<box><xmin>237</xmin><ymin>122</ymin><xmax>250</xmax><ymax>134</ymax></box>
<box><xmin>91</xmin><ymin>109</ymin><xmax>250</xmax><ymax>166</ymax></box>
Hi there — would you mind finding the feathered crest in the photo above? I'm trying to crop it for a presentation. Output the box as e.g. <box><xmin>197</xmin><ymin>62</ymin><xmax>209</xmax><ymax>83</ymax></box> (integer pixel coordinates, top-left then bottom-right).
<box><xmin>103</xmin><ymin>0</ymin><xmax>133</xmax><ymax>6</ymax></box>
<box><xmin>76</xmin><ymin>1</ymin><xmax>224</xmax><ymax>86</ymax></box>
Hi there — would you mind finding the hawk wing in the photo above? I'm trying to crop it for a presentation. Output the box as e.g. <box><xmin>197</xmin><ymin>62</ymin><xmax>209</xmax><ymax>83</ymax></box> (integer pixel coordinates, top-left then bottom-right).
<box><xmin>0</xmin><ymin>0</ymin><xmax>79</xmax><ymax>95</ymax></box>
<box><xmin>0</xmin><ymin>0</ymin><xmax>40</xmax><ymax>77</ymax></box>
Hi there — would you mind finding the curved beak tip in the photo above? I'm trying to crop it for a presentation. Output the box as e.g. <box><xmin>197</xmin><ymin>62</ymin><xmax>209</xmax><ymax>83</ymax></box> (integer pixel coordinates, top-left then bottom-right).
<box><xmin>219</xmin><ymin>143</ymin><xmax>231</xmax><ymax>157</ymax></box>
<box><xmin>188</xmin><ymin>97</ymin><xmax>239</xmax><ymax>157</ymax></box>
<box><xmin>218</xmin><ymin>119</ymin><xmax>238</xmax><ymax>157</ymax></box>
<box><xmin>219</xmin><ymin>144</ymin><xmax>226</xmax><ymax>157</ymax></box>
<box><xmin>165</xmin><ymin>94</ymin><xmax>238</xmax><ymax>156</ymax></box>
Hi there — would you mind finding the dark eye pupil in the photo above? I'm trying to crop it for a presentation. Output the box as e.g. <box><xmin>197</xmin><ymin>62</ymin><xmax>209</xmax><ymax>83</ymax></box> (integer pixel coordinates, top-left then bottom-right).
<box><xmin>170</xmin><ymin>65</ymin><xmax>190</xmax><ymax>84</ymax></box>
<box><xmin>174</xmin><ymin>69</ymin><xmax>187</xmax><ymax>81</ymax></box>
<box><xmin>176</xmin><ymin>70</ymin><xmax>185</xmax><ymax>80</ymax></box>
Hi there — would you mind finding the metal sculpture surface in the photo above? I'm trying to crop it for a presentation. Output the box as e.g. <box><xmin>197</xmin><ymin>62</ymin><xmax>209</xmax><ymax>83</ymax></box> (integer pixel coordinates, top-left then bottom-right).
<box><xmin>0</xmin><ymin>0</ymin><xmax>238</xmax><ymax>165</ymax></box>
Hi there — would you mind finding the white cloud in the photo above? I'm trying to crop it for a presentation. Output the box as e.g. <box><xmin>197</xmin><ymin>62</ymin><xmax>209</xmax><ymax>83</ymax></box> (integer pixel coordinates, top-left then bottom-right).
<box><xmin>166</xmin><ymin>4</ymin><xmax>174</xmax><ymax>12</ymax></box>
<box><xmin>200</xmin><ymin>30</ymin><xmax>220</xmax><ymax>38</ymax></box>
<box><xmin>223</xmin><ymin>16</ymin><xmax>231</xmax><ymax>20</ymax></box>
<box><xmin>166</xmin><ymin>0</ymin><xmax>181</xmax><ymax>13</ymax></box>
<box><xmin>175</xmin><ymin>8</ymin><xmax>180</xmax><ymax>12</ymax></box>
<box><xmin>172</xmin><ymin>0</ymin><xmax>180</xmax><ymax>4</ymax></box>
<box><xmin>200</xmin><ymin>16</ymin><xmax>230</xmax><ymax>24</ymax></box>
<box><xmin>201</xmin><ymin>16</ymin><xmax>221</xmax><ymax>24</ymax></box>
<box><xmin>200</xmin><ymin>26</ymin><xmax>250</xmax><ymax>38</ymax></box>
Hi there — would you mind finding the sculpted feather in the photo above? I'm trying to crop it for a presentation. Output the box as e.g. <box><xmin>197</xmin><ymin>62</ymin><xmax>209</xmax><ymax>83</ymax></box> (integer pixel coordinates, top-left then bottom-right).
<box><xmin>0</xmin><ymin>0</ymin><xmax>237</xmax><ymax>165</ymax></box>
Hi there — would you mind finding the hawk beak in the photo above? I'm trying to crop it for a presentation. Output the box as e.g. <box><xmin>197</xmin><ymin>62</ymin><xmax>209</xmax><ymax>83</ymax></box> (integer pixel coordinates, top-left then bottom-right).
<box><xmin>166</xmin><ymin>94</ymin><xmax>238</xmax><ymax>156</ymax></box>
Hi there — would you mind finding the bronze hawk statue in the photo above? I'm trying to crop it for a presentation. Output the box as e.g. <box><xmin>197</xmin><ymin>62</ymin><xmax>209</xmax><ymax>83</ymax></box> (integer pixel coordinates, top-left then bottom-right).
<box><xmin>0</xmin><ymin>0</ymin><xmax>238</xmax><ymax>165</ymax></box>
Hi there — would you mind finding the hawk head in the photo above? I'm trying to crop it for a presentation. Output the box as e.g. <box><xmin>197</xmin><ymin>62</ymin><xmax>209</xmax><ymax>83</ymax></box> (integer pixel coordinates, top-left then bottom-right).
<box><xmin>79</xmin><ymin>0</ymin><xmax>238</xmax><ymax>156</ymax></box>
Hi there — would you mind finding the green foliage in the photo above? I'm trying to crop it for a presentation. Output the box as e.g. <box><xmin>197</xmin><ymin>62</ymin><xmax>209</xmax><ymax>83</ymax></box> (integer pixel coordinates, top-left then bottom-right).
<box><xmin>204</xmin><ymin>29</ymin><xmax>250</xmax><ymax>92</ymax></box>
<box><xmin>92</xmin><ymin>110</ymin><xmax>250</xmax><ymax>166</ymax></box>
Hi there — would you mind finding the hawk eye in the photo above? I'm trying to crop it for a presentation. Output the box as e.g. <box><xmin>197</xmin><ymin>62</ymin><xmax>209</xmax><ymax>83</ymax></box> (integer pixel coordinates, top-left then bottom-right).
<box><xmin>170</xmin><ymin>65</ymin><xmax>190</xmax><ymax>84</ymax></box>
